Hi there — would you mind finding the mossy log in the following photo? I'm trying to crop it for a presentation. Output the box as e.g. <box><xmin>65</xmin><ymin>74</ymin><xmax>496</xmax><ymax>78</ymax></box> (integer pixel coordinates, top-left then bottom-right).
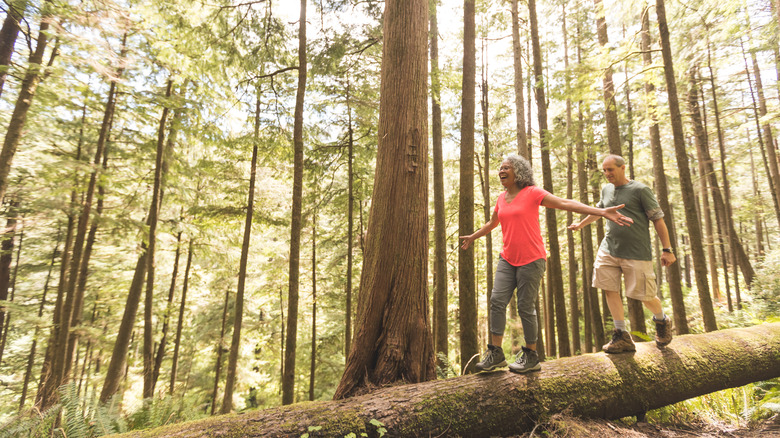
<box><xmin>123</xmin><ymin>323</ymin><xmax>780</xmax><ymax>437</ymax></box>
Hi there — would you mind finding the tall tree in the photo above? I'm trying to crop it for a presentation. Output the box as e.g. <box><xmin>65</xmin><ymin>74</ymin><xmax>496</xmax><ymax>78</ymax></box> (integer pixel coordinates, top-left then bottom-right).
<box><xmin>640</xmin><ymin>6</ymin><xmax>688</xmax><ymax>334</ymax></box>
<box><xmin>459</xmin><ymin>0</ymin><xmax>478</xmax><ymax>374</ymax></box>
<box><xmin>510</xmin><ymin>0</ymin><xmax>529</xmax><ymax>158</ymax></box>
<box><xmin>430</xmin><ymin>0</ymin><xmax>448</xmax><ymax>366</ymax></box>
<box><xmin>0</xmin><ymin>0</ymin><xmax>53</xmax><ymax>208</ymax></box>
<box><xmin>142</xmin><ymin>78</ymin><xmax>174</xmax><ymax>399</ymax></box>
<box><xmin>655</xmin><ymin>0</ymin><xmax>717</xmax><ymax>332</ymax></box>
<box><xmin>169</xmin><ymin>238</ymin><xmax>194</xmax><ymax>394</ymax></box>
<box><xmin>333</xmin><ymin>0</ymin><xmax>434</xmax><ymax>399</ymax></box>
<box><xmin>222</xmin><ymin>94</ymin><xmax>262</xmax><ymax>413</ymax></box>
<box><xmin>529</xmin><ymin>0</ymin><xmax>569</xmax><ymax>357</ymax></box>
<box><xmin>593</xmin><ymin>0</ymin><xmax>621</xmax><ymax>156</ymax></box>
<box><xmin>0</xmin><ymin>0</ymin><xmax>27</xmax><ymax>97</ymax></box>
<box><xmin>281</xmin><ymin>0</ymin><xmax>308</xmax><ymax>406</ymax></box>
<box><xmin>479</xmin><ymin>37</ymin><xmax>493</xmax><ymax>334</ymax></box>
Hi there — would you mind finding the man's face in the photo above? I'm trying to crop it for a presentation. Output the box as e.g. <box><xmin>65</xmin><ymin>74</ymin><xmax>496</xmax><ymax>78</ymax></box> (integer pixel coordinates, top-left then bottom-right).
<box><xmin>601</xmin><ymin>158</ymin><xmax>626</xmax><ymax>184</ymax></box>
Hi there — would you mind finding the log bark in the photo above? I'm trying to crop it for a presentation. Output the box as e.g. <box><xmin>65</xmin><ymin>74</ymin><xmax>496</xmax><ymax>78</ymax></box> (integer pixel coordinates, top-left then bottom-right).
<box><xmin>125</xmin><ymin>323</ymin><xmax>780</xmax><ymax>438</ymax></box>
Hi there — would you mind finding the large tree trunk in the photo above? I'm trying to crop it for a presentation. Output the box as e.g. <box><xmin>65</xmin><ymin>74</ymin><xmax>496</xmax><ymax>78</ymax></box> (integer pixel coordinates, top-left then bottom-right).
<box><xmin>459</xmin><ymin>0</ymin><xmax>478</xmax><ymax>374</ymax></box>
<box><xmin>127</xmin><ymin>324</ymin><xmax>780</xmax><ymax>438</ymax></box>
<box><xmin>640</xmin><ymin>6</ymin><xmax>688</xmax><ymax>334</ymax></box>
<box><xmin>430</xmin><ymin>0</ymin><xmax>448</xmax><ymax>366</ymax></box>
<box><xmin>333</xmin><ymin>0</ymin><xmax>433</xmax><ymax>399</ymax></box>
<box><xmin>529</xmin><ymin>0</ymin><xmax>569</xmax><ymax>358</ymax></box>
<box><xmin>344</xmin><ymin>82</ymin><xmax>354</xmax><ymax>360</ymax></box>
<box><xmin>281</xmin><ymin>0</ymin><xmax>307</xmax><ymax>406</ymax></box>
<box><xmin>510</xmin><ymin>0</ymin><xmax>528</xmax><ymax>158</ymax></box>
<box><xmin>656</xmin><ymin>0</ymin><xmax>717</xmax><ymax>332</ymax></box>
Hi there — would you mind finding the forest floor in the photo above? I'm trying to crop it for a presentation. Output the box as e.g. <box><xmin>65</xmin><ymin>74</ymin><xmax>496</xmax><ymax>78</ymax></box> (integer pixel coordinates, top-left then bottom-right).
<box><xmin>512</xmin><ymin>413</ymin><xmax>780</xmax><ymax>437</ymax></box>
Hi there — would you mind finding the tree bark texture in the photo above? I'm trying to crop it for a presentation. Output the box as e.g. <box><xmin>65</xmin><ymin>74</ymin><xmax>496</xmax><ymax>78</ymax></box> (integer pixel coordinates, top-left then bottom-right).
<box><xmin>0</xmin><ymin>0</ymin><xmax>51</xmax><ymax>204</ymax></box>
<box><xmin>126</xmin><ymin>323</ymin><xmax>780</xmax><ymax>438</ymax></box>
<box><xmin>640</xmin><ymin>6</ymin><xmax>688</xmax><ymax>334</ymax></box>
<box><xmin>281</xmin><ymin>0</ymin><xmax>307</xmax><ymax>406</ymax></box>
<box><xmin>656</xmin><ymin>0</ymin><xmax>717</xmax><ymax>332</ymax></box>
<box><xmin>170</xmin><ymin>238</ymin><xmax>194</xmax><ymax>394</ymax></box>
<box><xmin>430</xmin><ymin>0</ymin><xmax>448</xmax><ymax>365</ymax></box>
<box><xmin>510</xmin><ymin>0</ymin><xmax>528</xmax><ymax>158</ymax></box>
<box><xmin>593</xmin><ymin>0</ymin><xmax>622</xmax><ymax>156</ymax></box>
<box><xmin>0</xmin><ymin>0</ymin><xmax>27</xmax><ymax>97</ymax></box>
<box><xmin>222</xmin><ymin>96</ymin><xmax>262</xmax><ymax>413</ymax></box>
<box><xmin>529</xmin><ymin>0</ymin><xmax>569</xmax><ymax>357</ymax></box>
<box><xmin>459</xmin><ymin>0</ymin><xmax>478</xmax><ymax>374</ymax></box>
<box><xmin>333</xmin><ymin>0</ymin><xmax>434</xmax><ymax>399</ymax></box>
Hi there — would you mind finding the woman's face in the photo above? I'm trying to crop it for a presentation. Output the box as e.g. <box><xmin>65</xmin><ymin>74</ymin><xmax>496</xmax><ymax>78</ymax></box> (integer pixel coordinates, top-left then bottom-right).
<box><xmin>498</xmin><ymin>160</ymin><xmax>516</xmax><ymax>189</ymax></box>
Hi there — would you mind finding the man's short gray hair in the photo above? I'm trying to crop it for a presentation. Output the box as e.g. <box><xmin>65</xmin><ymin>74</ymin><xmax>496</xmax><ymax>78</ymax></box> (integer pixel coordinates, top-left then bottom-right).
<box><xmin>603</xmin><ymin>154</ymin><xmax>626</xmax><ymax>167</ymax></box>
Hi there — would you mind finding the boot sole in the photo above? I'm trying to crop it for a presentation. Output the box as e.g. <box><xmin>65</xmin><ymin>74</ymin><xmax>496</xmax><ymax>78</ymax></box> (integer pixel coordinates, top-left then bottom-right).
<box><xmin>509</xmin><ymin>363</ymin><xmax>541</xmax><ymax>373</ymax></box>
<box><xmin>476</xmin><ymin>360</ymin><xmax>507</xmax><ymax>371</ymax></box>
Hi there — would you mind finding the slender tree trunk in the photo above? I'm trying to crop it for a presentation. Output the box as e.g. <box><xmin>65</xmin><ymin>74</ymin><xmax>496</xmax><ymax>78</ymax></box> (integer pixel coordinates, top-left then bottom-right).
<box><xmin>345</xmin><ymin>83</ymin><xmax>354</xmax><ymax>359</ymax></box>
<box><xmin>749</xmin><ymin>142</ymin><xmax>765</xmax><ymax>257</ymax></box>
<box><xmin>656</xmin><ymin>0</ymin><xmax>716</xmax><ymax>332</ymax></box>
<box><xmin>480</xmin><ymin>37</ymin><xmax>494</xmax><ymax>335</ymax></box>
<box><xmin>430</xmin><ymin>0</ymin><xmax>448</xmax><ymax>366</ymax></box>
<box><xmin>593</xmin><ymin>0</ymin><xmax>621</xmax><ymax>156</ymax></box>
<box><xmin>333</xmin><ymin>0</ymin><xmax>434</xmax><ymax>399</ymax></box>
<box><xmin>0</xmin><ymin>212</ymin><xmax>21</xmax><ymax>365</ymax></box>
<box><xmin>0</xmin><ymin>0</ymin><xmax>52</xmax><ymax>203</ymax></box>
<box><xmin>0</xmin><ymin>0</ymin><xmax>28</xmax><ymax>97</ymax></box>
<box><xmin>309</xmin><ymin>211</ymin><xmax>317</xmax><ymax>401</ymax></box>
<box><xmin>741</xmin><ymin>39</ymin><xmax>780</xmax><ymax>226</ymax></box>
<box><xmin>281</xmin><ymin>0</ymin><xmax>308</xmax><ymax>406</ymax></box>
<box><xmin>510</xmin><ymin>0</ymin><xmax>528</xmax><ymax>158</ymax></box>
<box><xmin>688</xmin><ymin>68</ymin><xmax>722</xmax><ymax>303</ymax></box>
<box><xmin>0</xmin><ymin>204</ymin><xmax>18</xmax><ymax>348</ymax></box>
<box><xmin>707</xmin><ymin>40</ymin><xmax>751</xmax><ymax>289</ymax></box>
<box><xmin>459</xmin><ymin>0</ymin><xmax>478</xmax><ymax>374</ymax></box>
<box><xmin>170</xmin><ymin>238</ymin><xmax>193</xmax><ymax>395</ymax></box>
<box><xmin>211</xmin><ymin>289</ymin><xmax>231</xmax><ymax>415</ymax></box>
<box><xmin>222</xmin><ymin>95</ymin><xmax>262</xmax><ymax>413</ymax></box>
<box><xmin>20</xmin><ymin>229</ymin><xmax>59</xmax><ymax>409</ymax></box>
<box><xmin>562</xmin><ymin>6</ymin><xmax>579</xmax><ymax>354</ymax></box>
<box><xmin>152</xmin><ymin>230</ymin><xmax>181</xmax><ymax>392</ymax></box>
<box><xmin>529</xmin><ymin>0</ymin><xmax>569</xmax><ymax>357</ymax></box>
<box><xmin>142</xmin><ymin>78</ymin><xmax>174</xmax><ymax>400</ymax></box>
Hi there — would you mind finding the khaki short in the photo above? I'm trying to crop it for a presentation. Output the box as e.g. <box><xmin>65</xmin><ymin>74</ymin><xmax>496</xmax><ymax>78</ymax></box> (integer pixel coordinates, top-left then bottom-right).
<box><xmin>592</xmin><ymin>248</ymin><xmax>657</xmax><ymax>301</ymax></box>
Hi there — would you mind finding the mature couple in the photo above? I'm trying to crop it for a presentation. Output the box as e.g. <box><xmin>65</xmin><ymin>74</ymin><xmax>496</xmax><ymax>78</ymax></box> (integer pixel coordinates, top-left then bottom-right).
<box><xmin>459</xmin><ymin>154</ymin><xmax>675</xmax><ymax>373</ymax></box>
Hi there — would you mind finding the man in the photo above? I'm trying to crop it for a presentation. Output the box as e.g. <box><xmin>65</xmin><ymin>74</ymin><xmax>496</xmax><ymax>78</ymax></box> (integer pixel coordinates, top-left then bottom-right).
<box><xmin>569</xmin><ymin>154</ymin><xmax>676</xmax><ymax>353</ymax></box>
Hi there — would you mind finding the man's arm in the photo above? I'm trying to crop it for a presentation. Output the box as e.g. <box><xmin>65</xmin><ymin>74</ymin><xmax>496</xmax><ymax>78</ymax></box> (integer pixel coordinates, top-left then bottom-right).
<box><xmin>459</xmin><ymin>209</ymin><xmax>499</xmax><ymax>250</ymax></box>
<box><xmin>653</xmin><ymin>217</ymin><xmax>677</xmax><ymax>267</ymax></box>
<box><xmin>542</xmin><ymin>194</ymin><xmax>632</xmax><ymax>226</ymax></box>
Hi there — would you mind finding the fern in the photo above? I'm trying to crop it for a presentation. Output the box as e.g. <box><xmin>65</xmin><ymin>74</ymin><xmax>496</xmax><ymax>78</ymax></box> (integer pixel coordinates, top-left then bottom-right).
<box><xmin>59</xmin><ymin>382</ymin><xmax>92</xmax><ymax>438</ymax></box>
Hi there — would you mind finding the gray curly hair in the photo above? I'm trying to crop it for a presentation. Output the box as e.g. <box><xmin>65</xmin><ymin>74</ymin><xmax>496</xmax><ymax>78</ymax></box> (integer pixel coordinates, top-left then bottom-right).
<box><xmin>504</xmin><ymin>154</ymin><xmax>535</xmax><ymax>189</ymax></box>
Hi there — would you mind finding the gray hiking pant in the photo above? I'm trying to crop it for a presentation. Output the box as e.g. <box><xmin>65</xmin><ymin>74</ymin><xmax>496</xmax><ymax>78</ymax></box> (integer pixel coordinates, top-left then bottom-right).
<box><xmin>490</xmin><ymin>256</ymin><xmax>546</xmax><ymax>345</ymax></box>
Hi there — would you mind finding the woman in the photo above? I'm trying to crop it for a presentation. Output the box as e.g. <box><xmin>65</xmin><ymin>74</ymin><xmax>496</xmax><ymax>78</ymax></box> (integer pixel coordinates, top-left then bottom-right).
<box><xmin>459</xmin><ymin>154</ymin><xmax>632</xmax><ymax>373</ymax></box>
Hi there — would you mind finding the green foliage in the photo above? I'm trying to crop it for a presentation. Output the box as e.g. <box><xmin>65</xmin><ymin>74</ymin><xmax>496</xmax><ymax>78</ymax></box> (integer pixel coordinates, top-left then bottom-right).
<box><xmin>750</xmin><ymin>249</ymin><xmax>780</xmax><ymax>320</ymax></box>
<box><xmin>647</xmin><ymin>379</ymin><xmax>780</xmax><ymax>428</ymax></box>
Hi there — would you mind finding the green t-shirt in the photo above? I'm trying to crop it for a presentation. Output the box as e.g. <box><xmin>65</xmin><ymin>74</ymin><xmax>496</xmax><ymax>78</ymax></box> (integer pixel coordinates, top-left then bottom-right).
<box><xmin>596</xmin><ymin>180</ymin><xmax>663</xmax><ymax>261</ymax></box>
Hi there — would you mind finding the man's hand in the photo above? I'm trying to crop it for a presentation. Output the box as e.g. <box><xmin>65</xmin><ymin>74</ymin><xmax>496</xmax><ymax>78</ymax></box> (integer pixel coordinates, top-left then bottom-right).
<box><xmin>603</xmin><ymin>204</ymin><xmax>634</xmax><ymax>227</ymax></box>
<box><xmin>661</xmin><ymin>251</ymin><xmax>676</xmax><ymax>267</ymax></box>
<box><xmin>568</xmin><ymin>221</ymin><xmax>583</xmax><ymax>231</ymax></box>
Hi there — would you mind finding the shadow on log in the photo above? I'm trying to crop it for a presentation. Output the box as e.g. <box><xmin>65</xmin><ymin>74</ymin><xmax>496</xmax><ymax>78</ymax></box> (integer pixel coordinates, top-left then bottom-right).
<box><xmin>120</xmin><ymin>323</ymin><xmax>780</xmax><ymax>437</ymax></box>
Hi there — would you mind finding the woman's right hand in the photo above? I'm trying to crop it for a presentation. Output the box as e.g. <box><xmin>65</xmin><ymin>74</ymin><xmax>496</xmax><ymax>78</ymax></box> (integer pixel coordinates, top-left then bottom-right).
<box><xmin>459</xmin><ymin>234</ymin><xmax>475</xmax><ymax>250</ymax></box>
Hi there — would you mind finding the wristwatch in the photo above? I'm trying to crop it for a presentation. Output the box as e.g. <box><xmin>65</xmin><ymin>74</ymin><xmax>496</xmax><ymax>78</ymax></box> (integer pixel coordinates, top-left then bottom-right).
<box><xmin>662</xmin><ymin>247</ymin><xmax>673</xmax><ymax>254</ymax></box>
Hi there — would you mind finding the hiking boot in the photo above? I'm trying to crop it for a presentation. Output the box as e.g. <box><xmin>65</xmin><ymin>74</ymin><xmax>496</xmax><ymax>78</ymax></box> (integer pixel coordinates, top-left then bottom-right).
<box><xmin>654</xmin><ymin>315</ymin><xmax>673</xmax><ymax>347</ymax></box>
<box><xmin>602</xmin><ymin>329</ymin><xmax>636</xmax><ymax>354</ymax></box>
<box><xmin>476</xmin><ymin>344</ymin><xmax>507</xmax><ymax>371</ymax></box>
<box><xmin>508</xmin><ymin>346</ymin><xmax>541</xmax><ymax>373</ymax></box>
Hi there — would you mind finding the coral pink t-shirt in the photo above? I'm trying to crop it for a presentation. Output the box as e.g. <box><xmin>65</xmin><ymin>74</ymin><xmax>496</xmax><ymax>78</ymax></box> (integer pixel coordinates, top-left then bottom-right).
<box><xmin>494</xmin><ymin>185</ymin><xmax>550</xmax><ymax>266</ymax></box>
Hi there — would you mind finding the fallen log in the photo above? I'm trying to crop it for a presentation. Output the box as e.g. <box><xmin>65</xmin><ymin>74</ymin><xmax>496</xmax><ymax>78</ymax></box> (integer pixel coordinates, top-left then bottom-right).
<box><xmin>122</xmin><ymin>323</ymin><xmax>780</xmax><ymax>437</ymax></box>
